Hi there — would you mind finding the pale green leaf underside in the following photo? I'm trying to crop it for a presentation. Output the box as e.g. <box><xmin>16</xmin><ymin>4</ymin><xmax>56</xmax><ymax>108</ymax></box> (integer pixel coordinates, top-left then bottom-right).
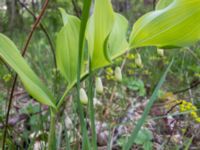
<box><xmin>130</xmin><ymin>0</ymin><xmax>200</xmax><ymax>48</ymax></box>
<box><xmin>86</xmin><ymin>0</ymin><xmax>129</xmax><ymax>70</ymax></box>
<box><xmin>86</xmin><ymin>0</ymin><xmax>115</xmax><ymax>70</ymax></box>
<box><xmin>56</xmin><ymin>12</ymin><xmax>81</xmax><ymax>84</ymax></box>
<box><xmin>59</xmin><ymin>8</ymin><xmax>70</xmax><ymax>25</ymax></box>
<box><xmin>0</xmin><ymin>34</ymin><xmax>55</xmax><ymax>107</ymax></box>
<box><xmin>108</xmin><ymin>13</ymin><xmax>129</xmax><ymax>60</ymax></box>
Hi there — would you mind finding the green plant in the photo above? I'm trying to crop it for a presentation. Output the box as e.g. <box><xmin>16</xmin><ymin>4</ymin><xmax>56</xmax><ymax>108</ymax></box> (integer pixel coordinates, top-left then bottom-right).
<box><xmin>134</xmin><ymin>128</ymin><xmax>153</xmax><ymax>150</ymax></box>
<box><xmin>0</xmin><ymin>0</ymin><xmax>200</xmax><ymax>149</ymax></box>
<box><xmin>123</xmin><ymin>77</ymin><xmax>146</xmax><ymax>96</ymax></box>
<box><xmin>118</xmin><ymin>128</ymin><xmax>153</xmax><ymax>150</ymax></box>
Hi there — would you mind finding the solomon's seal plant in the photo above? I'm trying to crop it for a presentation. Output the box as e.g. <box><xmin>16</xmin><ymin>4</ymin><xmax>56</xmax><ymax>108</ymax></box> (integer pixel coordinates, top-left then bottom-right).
<box><xmin>0</xmin><ymin>0</ymin><xmax>200</xmax><ymax>149</ymax></box>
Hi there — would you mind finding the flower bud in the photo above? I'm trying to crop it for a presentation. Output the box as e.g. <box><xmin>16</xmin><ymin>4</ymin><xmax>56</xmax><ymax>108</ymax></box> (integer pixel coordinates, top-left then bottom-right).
<box><xmin>95</xmin><ymin>77</ymin><xmax>103</xmax><ymax>94</ymax></box>
<box><xmin>157</xmin><ymin>48</ymin><xmax>164</xmax><ymax>57</ymax></box>
<box><xmin>80</xmin><ymin>88</ymin><xmax>88</xmax><ymax>105</ymax></box>
<box><xmin>135</xmin><ymin>53</ymin><xmax>143</xmax><ymax>68</ymax></box>
<box><xmin>64</xmin><ymin>116</ymin><xmax>73</xmax><ymax>130</ymax></box>
<box><xmin>115</xmin><ymin>67</ymin><xmax>122</xmax><ymax>82</ymax></box>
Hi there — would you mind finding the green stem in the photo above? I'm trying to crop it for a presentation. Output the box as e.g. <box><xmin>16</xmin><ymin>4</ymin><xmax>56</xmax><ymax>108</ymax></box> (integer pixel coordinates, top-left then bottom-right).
<box><xmin>76</xmin><ymin>0</ymin><xmax>92</xmax><ymax>149</ymax></box>
<box><xmin>48</xmin><ymin>108</ymin><xmax>57</xmax><ymax>150</ymax></box>
<box><xmin>88</xmin><ymin>61</ymin><xmax>97</xmax><ymax>150</ymax></box>
<box><xmin>56</xmin><ymin>85</ymin><xmax>73</xmax><ymax>110</ymax></box>
<box><xmin>56</xmin><ymin>72</ymin><xmax>88</xmax><ymax>110</ymax></box>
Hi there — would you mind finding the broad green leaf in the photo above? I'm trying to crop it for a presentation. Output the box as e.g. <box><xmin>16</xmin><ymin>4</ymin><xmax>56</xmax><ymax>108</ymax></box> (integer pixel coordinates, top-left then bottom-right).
<box><xmin>130</xmin><ymin>0</ymin><xmax>200</xmax><ymax>48</ymax></box>
<box><xmin>156</xmin><ymin>0</ymin><xmax>174</xmax><ymax>10</ymax></box>
<box><xmin>56</xmin><ymin>12</ymin><xmax>81</xmax><ymax>84</ymax></box>
<box><xmin>107</xmin><ymin>13</ymin><xmax>129</xmax><ymax>60</ymax></box>
<box><xmin>59</xmin><ymin>8</ymin><xmax>69</xmax><ymax>25</ymax></box>
<box><xmin>86</xmin><ymin>0</ymin><xmax>115</xmax><ymax>70</ymax></box>
<box><xmin>134</xmin><ymin>128</ymin><xmax>153</xmax><ymax>145</ymax></box>
<box><xmin>0</xmin><ymin>34</ymin><xmax>55</xmax><ymax>107</ymax></box>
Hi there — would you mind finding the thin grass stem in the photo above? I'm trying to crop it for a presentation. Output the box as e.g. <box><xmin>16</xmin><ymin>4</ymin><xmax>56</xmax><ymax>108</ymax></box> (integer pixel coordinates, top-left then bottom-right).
<box><xmin>123</xmin><ymin>59</ymin><xmax>174</xmax><ymax>150</ymax></box>
<box><xmin>76</xmin><ymin>0</ymin><xmax>92</xmax><ymax>149</ymax></box>
<box><xmin>88</xmin><ymin>59</ymin><xmax>97</xmax><ymax>150</ymax></box>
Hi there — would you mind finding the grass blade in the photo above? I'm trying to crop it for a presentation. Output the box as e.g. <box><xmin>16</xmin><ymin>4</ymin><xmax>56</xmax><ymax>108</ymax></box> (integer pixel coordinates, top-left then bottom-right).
<box><xmin>88</xmin><ymin>60</ymin><xmax>97</xmax><ymax>150</ymax></box>
<box><xmin>76</xmin><ymin>0</ymin><xmax>92</xmax><ymax>149</ymax></box>
<box><xmin>124</xmin><ymin>58</ymin><xmax>174</xmax><ymax>150</ymax></box>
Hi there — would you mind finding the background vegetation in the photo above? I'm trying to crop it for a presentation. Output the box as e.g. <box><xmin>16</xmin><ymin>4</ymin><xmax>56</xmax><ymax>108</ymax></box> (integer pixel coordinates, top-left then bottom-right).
<box><xmin>1</xmin><ymin>0</ymin><xmax>200</xmax><ymax>149</ymax></box>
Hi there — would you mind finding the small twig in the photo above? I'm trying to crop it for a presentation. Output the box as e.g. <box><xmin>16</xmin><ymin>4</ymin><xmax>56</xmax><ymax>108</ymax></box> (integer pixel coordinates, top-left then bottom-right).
<box><xmin>173</xmin><ymin>80</ymin><xmax>200</xmax><ymax>94</ymax></box>
<box><xmin>17</xmin><ymin>0</ymin><xmax>57</xmax><ymax>68</ymax></box>
<box><xmin>166</xmin><ymin>120</ymin><xmax>179</xmax><ymax>145</ymax></box>
<box><xmin>165</xmin><ymin>102</ymin><xmax>182</xmax><ymax>115</ymax></box>
<box><xmin>18</xmin><ymin>0</ymin><xmax>58</xmax><ymax>94</ymax></box>
<box><xmin>109</xmin><ymin>127</ymin><xmax>117</xmax><ymax>149</ymax></box>
<box><xmin>2</xmin><ymin>75</ymin><xmax>18</xmax><ymax>150</ymax></box>
<box><xmin>22</xmin><ymin>0</ymin><xmax>49</xmax><ymax>56</ymax></box>
<box><xmin>109</xmin><ymin>85</ymin><xmax>117</xmax><ymax>103</ymax></box>
<box><xmin>2</xmin><ymin>0</ymin><xmax>49</xmax><ymax>149</ymax></box>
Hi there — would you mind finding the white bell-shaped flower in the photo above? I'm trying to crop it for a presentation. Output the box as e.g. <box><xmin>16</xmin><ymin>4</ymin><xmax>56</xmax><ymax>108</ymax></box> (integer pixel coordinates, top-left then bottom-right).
<box><xmin>157</xmin><ymin>48</ymin><xmax>164</xmax><ymax>57</ymax></box>
<box><xmin>95</xmin><ymin>77</ymin><xmax>104</xmax><ymax>94</ymax></box>
<box><xmin>135</xmin><ymin>53</ymin><xmax>143</xmax><ymax>68</ymax></box>
<box><xmin>80</xmin><ymin>88</ymin><xmax>88</xmax><ymax>105</ymax></box>
<box><xmin>115</xmin><ymin>66</ymin><xmax>122</xmax><ymax>82</ymax></box>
